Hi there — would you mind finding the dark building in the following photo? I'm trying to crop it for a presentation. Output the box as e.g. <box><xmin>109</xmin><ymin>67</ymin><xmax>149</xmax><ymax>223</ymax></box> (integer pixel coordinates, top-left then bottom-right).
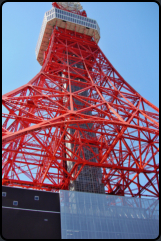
<box><xmin>2</xmin><ymin>186</ymin><xmax>61</xmax><ymax>239</ymax></box>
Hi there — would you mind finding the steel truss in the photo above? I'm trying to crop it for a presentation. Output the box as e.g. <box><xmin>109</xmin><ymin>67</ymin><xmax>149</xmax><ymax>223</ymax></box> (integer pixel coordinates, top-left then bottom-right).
<box><xmin>2</xmin><ymin>26</ymin><xmax>159</xmax><ymax>198</ymax></box>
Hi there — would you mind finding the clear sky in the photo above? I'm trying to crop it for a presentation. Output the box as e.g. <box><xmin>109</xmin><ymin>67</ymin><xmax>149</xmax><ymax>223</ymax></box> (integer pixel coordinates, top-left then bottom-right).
<box><xmin>2</xmin><ymin>2</ymin><xmax>159</xmax><ymax>109</ymax></box>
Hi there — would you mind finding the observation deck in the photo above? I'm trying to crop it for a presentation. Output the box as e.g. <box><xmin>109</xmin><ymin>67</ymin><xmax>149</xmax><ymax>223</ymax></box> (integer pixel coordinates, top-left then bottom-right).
<box><xmin>35</xmin><ymin>3</ymin><xmax>100</xmax><ymax>66</ymax></box>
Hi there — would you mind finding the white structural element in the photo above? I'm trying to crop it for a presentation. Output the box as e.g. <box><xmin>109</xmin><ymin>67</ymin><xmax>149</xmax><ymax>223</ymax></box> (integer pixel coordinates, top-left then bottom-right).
<box><xmin>57</xmin><ymin>2</ymin><xmax>83</xmax><ymax>11</ymax></box>
<box><xmin>35</xmin><ymin>3</ymin><xmax>100</xmax><ymax>66</ymax></box>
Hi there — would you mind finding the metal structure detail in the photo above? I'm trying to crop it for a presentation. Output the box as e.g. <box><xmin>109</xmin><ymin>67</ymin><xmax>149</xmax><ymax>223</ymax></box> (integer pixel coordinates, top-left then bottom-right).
<box><xmin>36</xmin><ymin>4</ymin><xmax>100</xmax><ymax>65</ymax></box>
<box><xmin>2</xmin><ymin>3</ymin><xmax>159</xmax><ymax>199</ymax></box>
<box><xmin>56</xmin><ymin>2</ymin><xmax>83</xmax><ymax>11</ymax></box>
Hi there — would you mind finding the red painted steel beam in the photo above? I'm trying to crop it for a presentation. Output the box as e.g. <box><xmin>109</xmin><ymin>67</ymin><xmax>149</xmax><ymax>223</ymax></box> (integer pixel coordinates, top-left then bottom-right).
<box><xmin>2</xmin><ymin>25</ymin><xmax>159</xmax><ymax>198</ymax></box>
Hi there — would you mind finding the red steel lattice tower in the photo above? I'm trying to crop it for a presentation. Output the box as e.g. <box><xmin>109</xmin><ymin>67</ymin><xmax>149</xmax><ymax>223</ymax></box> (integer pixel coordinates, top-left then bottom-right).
<box><xmin>2</xmin><ymin>2</ymin><xmax>159</xmax><ymax>198</ymax></box>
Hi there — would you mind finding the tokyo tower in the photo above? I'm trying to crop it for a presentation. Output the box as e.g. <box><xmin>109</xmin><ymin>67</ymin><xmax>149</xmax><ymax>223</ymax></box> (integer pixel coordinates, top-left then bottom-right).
<box><xmin>2</xmin><ymin>2</ymin><xmax>159</xmax><ymax>199</ymax></box>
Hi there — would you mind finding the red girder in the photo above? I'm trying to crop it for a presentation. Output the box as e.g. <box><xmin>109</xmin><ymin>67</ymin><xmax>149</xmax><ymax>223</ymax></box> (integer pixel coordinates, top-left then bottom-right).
<box><xmin>2</xmin><ymin>26</ymin><xmax>159</xmax><ymax>199</ymax></box>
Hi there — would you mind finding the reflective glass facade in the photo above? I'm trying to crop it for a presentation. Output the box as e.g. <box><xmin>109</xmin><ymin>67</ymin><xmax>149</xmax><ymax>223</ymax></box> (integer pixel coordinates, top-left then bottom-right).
<box><xmin>46</xmin><ymin>7</ymin><xmax>100</xmax><ymax>34</ymax></box>
<box><xmin>35</xmin><ymin>6</ymin><xmax>100</xmax><ymax>65</ymax></box>
<box><xmin>60</xmin><ymin>190</ymin><xmax>159</xmax><ymax>239</ymax></box>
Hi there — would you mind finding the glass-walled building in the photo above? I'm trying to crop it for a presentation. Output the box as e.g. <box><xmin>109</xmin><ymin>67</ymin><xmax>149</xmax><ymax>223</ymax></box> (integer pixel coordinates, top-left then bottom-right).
<box><xmin>60</xmin><ymin>190</ymin><xmax>159</xmax><ymax>239</ymax></box>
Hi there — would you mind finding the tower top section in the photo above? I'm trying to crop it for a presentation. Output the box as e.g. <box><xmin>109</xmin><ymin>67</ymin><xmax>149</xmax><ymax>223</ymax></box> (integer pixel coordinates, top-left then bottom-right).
<box><xmin>56</xmin><ymin>2</ymin><xmax>83</xmax><ymax>11</ymax></box>
<box><xmin>35</xmin><ymin>2</ymin><xmax>100</xmax><ymax>66</ymax></box>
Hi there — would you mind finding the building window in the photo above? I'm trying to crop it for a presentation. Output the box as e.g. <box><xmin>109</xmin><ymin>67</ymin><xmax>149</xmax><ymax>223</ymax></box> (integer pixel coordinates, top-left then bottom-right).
<box><xmin>2</xmin><ymin>192</ymin><xmax>6</xmax><ymax>197</ymax></box>
<box><xmin>13</xmin><ymin>201</ymin><xmax>18</xmax><ymax>206</ymax></box>
<box><xmin>34</xmin><ymin>196</ymin><xmax>39</xmax><ymax>201</ymax></box>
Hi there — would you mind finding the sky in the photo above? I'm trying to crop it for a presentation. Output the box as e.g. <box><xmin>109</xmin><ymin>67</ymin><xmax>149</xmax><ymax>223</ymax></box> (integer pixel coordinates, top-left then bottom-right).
<box><xmin>2</xmin><ymin>2</ymin><xmax>159</xmax><ymax>109</ymax></box>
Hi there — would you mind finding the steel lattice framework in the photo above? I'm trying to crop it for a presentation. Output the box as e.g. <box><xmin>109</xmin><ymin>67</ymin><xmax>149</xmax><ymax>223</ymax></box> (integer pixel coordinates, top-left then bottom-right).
<box><xmin>2</xmin><ymin>4</ymin><xmax>159</xmax><ymax>199</ymax></box>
